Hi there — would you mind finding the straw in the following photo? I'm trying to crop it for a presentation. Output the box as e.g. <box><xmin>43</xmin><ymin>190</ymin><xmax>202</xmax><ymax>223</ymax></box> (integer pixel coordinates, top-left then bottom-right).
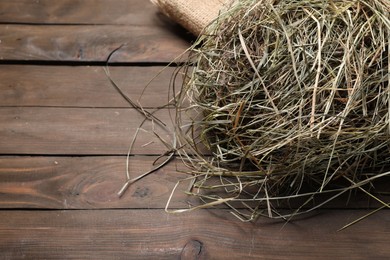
<box><xmin>171</xmin><ymin>0</ymin><xmax>390</xmax><ymax>220</ymax></box>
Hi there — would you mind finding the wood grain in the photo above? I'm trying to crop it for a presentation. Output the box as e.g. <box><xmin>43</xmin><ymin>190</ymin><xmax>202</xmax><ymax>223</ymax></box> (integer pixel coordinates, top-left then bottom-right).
<box><xmin>0</xmin><ymin>209</ymin><xmax>388</xmax><ymax>259</ymax></box>
<box><xmin>0</xmin><ymin>0</ymin><xmax>160</xmax><ymax>26</ymax></box>
<box><xmin>0</xmin><ymin>107</ymin><xmax>174</xmax><ymax>155</ymax></box>
<box><xmin>0</xmin><ymin>24</ymin><xmax>189</xmax><ymax>62</ymax></box>
<box><xmin>0</xmin><ymin>65</ymin><xmax>180</xmax><ymax>108</ymax></box>
<box><xmin>0</xmin><ymin>156</ymin><xmax>189</xmax><ymax>209</ymax></box>
<box><xmin>0</xmin><ymin>156</ymin><xmax>385</xmax><ymax>210</ymax></box>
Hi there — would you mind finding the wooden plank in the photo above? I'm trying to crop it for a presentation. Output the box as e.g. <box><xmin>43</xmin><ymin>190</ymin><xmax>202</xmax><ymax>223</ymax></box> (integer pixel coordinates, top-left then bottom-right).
<box><xmin>0</xmin><ymin>24</ymin><xmax>189</xmax><ymax>62</ymax></box>
<box><xmin>0</xmin><ymin>107</ymin><xmax>175</xmax><ymax>155</ymax></box>
<box><xmin>1</xmin><ymin>156</ymin><xmax>384</xmax><ymax>210</ymax></box>
<box><xmin>0</xmin><ymin>209</ymin><xmax>388</xmax><ymax>259</ymax></box>
<box><xmin>0</xmin><ymin>65</ymin><xmax>180</xmax><ymax>108</ymax></box>
<box><xmin>0</xmin><ymin>156</ymin><xmax>189</xmax><ymax>209</ymax></box>
<box><xmin>0</xmin><ymin>0</ymin><xmax>162</xmax><ymax>26</ymax></box>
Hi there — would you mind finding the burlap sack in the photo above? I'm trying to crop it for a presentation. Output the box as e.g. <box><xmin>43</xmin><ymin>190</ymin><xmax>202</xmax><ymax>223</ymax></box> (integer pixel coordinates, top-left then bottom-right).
<box><xmin>151</xmin><ymin>0</ymin><xmax>233</xmax><ymax>36</ymax></box>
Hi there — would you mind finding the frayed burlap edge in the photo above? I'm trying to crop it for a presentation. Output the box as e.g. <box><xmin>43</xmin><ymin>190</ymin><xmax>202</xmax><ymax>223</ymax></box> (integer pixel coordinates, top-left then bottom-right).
<box><xmin>151</xmin><ymin>0</ymin><xmax>234</xmax><ymax>36</ymax></box>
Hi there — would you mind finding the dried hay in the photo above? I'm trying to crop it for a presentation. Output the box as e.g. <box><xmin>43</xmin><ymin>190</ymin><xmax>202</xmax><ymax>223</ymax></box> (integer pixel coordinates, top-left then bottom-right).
<box><xmin>170</xmin><ymin>0</ymin><xmax>390</xmax><ymax>221</ymax></box>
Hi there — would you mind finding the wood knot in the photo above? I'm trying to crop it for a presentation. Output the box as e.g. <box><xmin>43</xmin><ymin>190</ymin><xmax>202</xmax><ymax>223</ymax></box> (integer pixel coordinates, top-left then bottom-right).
<box><xmin>131</xmin><ymin>187</ymin><xmax>150</xmax><ymax>198</ymax></box>
<box><xmin>181</xmin><ymin>239</ymin><xmax>204</xmax><ymax>260</ymax></box>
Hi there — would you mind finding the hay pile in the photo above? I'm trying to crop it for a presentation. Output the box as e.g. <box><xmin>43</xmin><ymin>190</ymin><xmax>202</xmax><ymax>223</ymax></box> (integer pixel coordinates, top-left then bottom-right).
<box><xmin>172</xmin><ymin>0</ymin><xmax>390</xmax><ymax>220</ymax></box>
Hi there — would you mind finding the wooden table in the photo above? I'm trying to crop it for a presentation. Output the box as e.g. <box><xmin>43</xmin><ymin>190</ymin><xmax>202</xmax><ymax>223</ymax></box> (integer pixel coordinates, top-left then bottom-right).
<box><xmin>0</xmin><ymin>0</ymin><xmax>389</xmax><ymax>259</ymax></box>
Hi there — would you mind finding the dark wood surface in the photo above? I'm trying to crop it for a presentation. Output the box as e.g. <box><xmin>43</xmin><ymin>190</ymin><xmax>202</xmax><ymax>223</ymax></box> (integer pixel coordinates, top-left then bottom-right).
<box><xmin>0</xmin><ymin>0</ymin><xmax>389</xmax><ymax>259</ymax></box>
<box><xmin>0</xmin><ymin>209</ymin><xmax>388</xmax><ymax>260</ymax></box>
<box><xmin>0</xmin><ymin>65</ymin><xmax>177</xmax><ymax>107</ymax></box>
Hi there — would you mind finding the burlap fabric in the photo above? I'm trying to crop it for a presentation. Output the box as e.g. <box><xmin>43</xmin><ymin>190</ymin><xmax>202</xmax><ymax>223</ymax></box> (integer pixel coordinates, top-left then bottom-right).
<box><xmin>151</xmin><ymin>0</ymin><xmax>233</xmax><ymax>36</ymax></box>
